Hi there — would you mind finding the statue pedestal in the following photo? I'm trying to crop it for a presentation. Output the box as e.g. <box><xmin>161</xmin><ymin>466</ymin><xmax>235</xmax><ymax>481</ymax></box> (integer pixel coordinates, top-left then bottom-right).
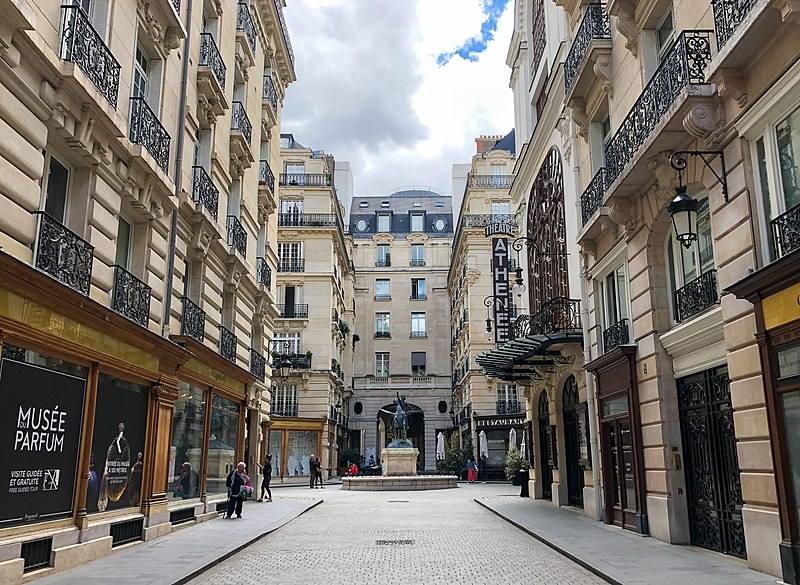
<box><xmin>382</xmin><ymin>448</ymin><xmax>419</xmax><ymax>477</ymax></box>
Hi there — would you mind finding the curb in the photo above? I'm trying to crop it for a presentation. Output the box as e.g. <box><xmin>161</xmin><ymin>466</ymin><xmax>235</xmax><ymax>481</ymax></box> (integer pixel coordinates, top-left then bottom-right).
<box><xmin>474</xmin><ymin>498</ymin><xmax>622</xmax><ymax>585</ymax></box>
<box><xmin>173</xmin><ymin>499</ymin><xmax>323</xmax><ymax>585</ymax></box>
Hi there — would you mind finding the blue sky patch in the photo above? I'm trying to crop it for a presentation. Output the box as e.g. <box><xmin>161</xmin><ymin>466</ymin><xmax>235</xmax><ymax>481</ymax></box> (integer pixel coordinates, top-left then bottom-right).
<box><xmin>436</xmin><ymin>0</ymin><xmax>510</xmax><ymax>65</ymax></box>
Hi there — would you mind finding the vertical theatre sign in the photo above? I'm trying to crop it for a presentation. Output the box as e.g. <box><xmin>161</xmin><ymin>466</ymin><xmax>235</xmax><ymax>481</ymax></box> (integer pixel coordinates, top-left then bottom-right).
<box><xmin>491</xmin><ymin>237</ymin><xmax>511</xmax><ymax>343</ymax></box>
<box><xmin>0</xmin><ymin>359</ymin><xmax>86</xmax><ymax>527</ymax></box>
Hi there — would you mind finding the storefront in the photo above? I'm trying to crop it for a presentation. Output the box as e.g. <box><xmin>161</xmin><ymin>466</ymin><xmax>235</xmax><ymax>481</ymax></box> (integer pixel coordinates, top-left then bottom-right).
<box><xmin>474</xmin><ymin>414</ymin><xmax>526</xmax><ymax>480</ymax></box>
<box><xmin>267</xmin><ymin>418</ymin><xmax>324</xmax><ymax>482</ymax></box>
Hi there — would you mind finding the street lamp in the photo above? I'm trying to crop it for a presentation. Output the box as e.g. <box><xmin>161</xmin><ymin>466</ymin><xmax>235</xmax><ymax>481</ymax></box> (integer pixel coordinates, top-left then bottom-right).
<box><xmin>276</xmin><ymin>341</ymin><xmax>292</xmax><ymax>381</ymax></box>
<box><xmin>509</xmin><ymin>237</ymin><xmax>568</xmax><ymax>299</ymax></box>
<box><xmin>483</xmin><ymin>294</ymin><xmax>511</xmax><ymax>340</ymax></box>
<box><xmin>668</xmin><ymin>151</ymin><xmax>728</xmax><ymax>248</ymax></box>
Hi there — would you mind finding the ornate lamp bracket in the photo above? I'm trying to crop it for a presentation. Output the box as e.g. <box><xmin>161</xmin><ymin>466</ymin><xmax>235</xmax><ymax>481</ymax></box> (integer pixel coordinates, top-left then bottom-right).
<box><xmin>670</xmin><ymin>150</ymin><xmax>729</xmax><ymax>203</ymax></box>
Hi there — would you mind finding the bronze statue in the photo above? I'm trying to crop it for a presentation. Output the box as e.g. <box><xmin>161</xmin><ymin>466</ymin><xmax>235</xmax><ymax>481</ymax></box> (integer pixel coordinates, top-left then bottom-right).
<box><xmin>379</xmin><ymin>392</ymin><xmax>415</xmax><ymax>448</ymax></box>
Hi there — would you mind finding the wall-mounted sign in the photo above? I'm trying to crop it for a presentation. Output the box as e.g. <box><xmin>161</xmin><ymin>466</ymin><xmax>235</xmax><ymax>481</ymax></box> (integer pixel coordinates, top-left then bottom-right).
<box><xmin>475</xmin><ymin>415</ymin><xmax>526</xmax><ymax>430</ymax></box>
<box><xmin>491</xmin><ymin>237</ymin><xmax>512</xmax><ymax>343</ymax></box>
<box><xmin>0</xmin><ymin>359</ymin><xmax>86</xmax><ymax>527</ymax></box>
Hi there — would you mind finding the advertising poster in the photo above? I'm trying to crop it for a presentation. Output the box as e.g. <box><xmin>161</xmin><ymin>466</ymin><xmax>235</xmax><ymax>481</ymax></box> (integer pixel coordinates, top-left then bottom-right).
<box><xmin>0</xmin><ymin>359</ymin><xmax>86</xmax><ymax>527</ymax></box>
<box><xmin>86</xmin><ymin>375</ymin><xmax>149</xmax><ymax>513</ymax></box>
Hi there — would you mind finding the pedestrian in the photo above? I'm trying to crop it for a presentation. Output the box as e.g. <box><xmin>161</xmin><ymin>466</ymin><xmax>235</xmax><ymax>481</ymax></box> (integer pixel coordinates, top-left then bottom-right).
<box><xmin>467</xmin><ymin>456</ymin><xmax>477</xmax><ymax>484</ymax></box>
<box><xmin>309</xmin><ymin>454</ymin><xmax>317</xmax><ymax>489</ymax></box>
<box><xmin>225</xmin><ymin>462</ymin><xmax>250</xmax><ymax>519</ymax></box>
<box><xmin>479</xmin><ymin>454</ymin><xmax>487</xmax><ymax>484</ymax></box>
<box><xmin>315</xmin><ymin>456</ymin><xmax>325</xmax><ymax>488</ymax></box>
<box><xmin>348</xmin><ymin>461</ymin><xmax>358</xmax><ymax>476</ymax></box>
<box><xmin>257</xmin><ymin>454</ymin><xmax>272</xmax><ymax>502</ymax></box>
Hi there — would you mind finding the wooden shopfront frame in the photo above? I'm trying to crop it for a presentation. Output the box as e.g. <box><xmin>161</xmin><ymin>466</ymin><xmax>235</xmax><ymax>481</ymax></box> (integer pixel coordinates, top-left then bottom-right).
<box><xmin>268</xmin><ymin>418</ymin><xmax>324</xmax><ymax>481</ymax></box>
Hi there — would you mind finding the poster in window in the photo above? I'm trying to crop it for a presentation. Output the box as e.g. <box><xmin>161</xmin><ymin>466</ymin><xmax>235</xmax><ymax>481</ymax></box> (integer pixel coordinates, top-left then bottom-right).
<box><xmin>0</xmin><ymin>359</ymin><xmax>86</xmax><ymax>527</ymax></box>
<box><xmin>86</xmin><ymin>375</ymin><xmax>149</xmax><ymax>513</ymax></box>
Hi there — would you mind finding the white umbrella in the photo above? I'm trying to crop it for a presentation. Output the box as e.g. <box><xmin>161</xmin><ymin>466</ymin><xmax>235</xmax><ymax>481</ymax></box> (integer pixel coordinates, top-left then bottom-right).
<box><xmin>509</xmin><ymin>428</ymin><xmax>518</xmax><ymax>453</ymax></box>
<box><xmin>520</xmin><ymin>430</ymin><xmax>528</xmax><ymax>461</ymax></box>
<box><xmin>436</xmin><ymin>432</ymin><xmax>445</xmax><ymax>461</ymax></box>
<box><xmin>479</xmin><ymin>431</ymin><xmax>489</xmax><ymax>458</ymax></box>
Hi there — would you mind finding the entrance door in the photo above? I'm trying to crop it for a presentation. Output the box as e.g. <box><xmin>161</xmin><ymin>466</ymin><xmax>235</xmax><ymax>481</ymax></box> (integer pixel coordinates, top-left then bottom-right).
<box><xmin>603</xmin><ymin>417</ymin><xmax>638</xmax><ymax>529</ymax></box>
<box><xmin>563</xmin><ymin>376</ymin><xmax>584</xmax><ymax>507</ymax></box>
<box><xmin>678</xmin><ymin>367</ymin><xmax>746</xmax><ymax>558</ymax></box>
<box><xmin>538</xmin><ymin>392</ymin><xmax>553</xmax><ymax>499</ymax></box>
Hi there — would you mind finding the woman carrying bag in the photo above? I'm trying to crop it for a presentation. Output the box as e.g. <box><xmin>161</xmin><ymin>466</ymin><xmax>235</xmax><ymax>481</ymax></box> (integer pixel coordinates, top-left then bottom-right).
<box><xmin>225</xmin><ymin>462</ymin><xmax>252</xmax><ymax>519</ymax></box>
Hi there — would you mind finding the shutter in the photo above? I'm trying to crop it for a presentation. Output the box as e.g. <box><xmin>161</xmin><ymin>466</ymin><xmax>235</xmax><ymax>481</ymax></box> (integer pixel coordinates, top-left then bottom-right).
<box><xmin>90</xmin><ymin>0</ymin><xmax>110</xmax><ymax>40</ymax></box>
<box><xmin>147</xmin><ymin>58</ymin><xmax>164</xmax><ymax>112</ymax></box>
<box><xmin>411</xmin><ymin>352</ymin><xmax>425</xmax><ymax>366</ymax></box>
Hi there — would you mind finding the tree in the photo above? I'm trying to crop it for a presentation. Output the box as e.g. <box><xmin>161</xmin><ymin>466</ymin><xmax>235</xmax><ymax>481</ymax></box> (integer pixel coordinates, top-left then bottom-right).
<box><xmin>504</xmin><ymin>447</ymin><xmax>530</xmax><ymax>480</ymax></box>
<box><xmin>438</xmin><ymin>433</ymin><xmax>465</xmax><ymax>477</ymax></box>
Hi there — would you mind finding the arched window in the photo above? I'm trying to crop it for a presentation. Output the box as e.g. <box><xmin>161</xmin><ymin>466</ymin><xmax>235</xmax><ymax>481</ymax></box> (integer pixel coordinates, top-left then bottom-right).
<box><xmin>527</xmin><ymin>148</ymin><xmax>568</xmax><ymax>314</ymax></box>
<box><xmin>563</xmin><ymin>375</ymin><xmax>579</xmax><ymax>409</ymax></box>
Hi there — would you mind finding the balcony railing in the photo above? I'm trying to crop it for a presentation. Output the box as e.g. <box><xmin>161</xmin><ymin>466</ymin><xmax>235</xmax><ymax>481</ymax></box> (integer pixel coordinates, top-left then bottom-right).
<box><xmin>277</xmin><ymin>304</ymin><xmax>309</xmax><ymax>318</ymax></box>
<box><xmin>603</xmin><ymin>31</ymin><xmax>713</xmax><ymax>188</ymax></box>
<box><xmin>171</xmin><ymin>0</ymin><xmax>180</xmax><ymax>14</ymax></box>
<box><xmin>375</xmin><ymin>294</ymin><xmax>392</xmax><ymax>301</ymax></box>
<box><xmin>375</xmin><ymin>331</ymin><xmax>391</xmax><ymax>338</ymax></box>
<box><xmin>410</xmin><ymin>331</ymin><xmax>427</xmax><ymax>338</ymax></box>
<box><xmin>279</xmin><ymin>173</ymin><xmax>332</xmax><ymax>187</ymax></box>
<box><xmin>580</xmin><ymin>168</ymin><xmax>607</xmax><ymax>225</ymax></box>
<box><xmin>462</xmin><ymin>214</ymin><xmax>516</xmax><ymax>229</ymax></box>
<box><xmin>236</xmin><ymin>2</ymin><xmax>256</xmax><ymax>53</ymax></box>
<box><xmin>496</xmin><ymin>400</ymin><xmax>522</xmax><ymax>415</ymax></box>
<box><xmin>112</xmin><ymin>265</ymin><xmax>151</xmax><ymax>327</ymax></box>
<box><xmin>565</xmin><ymin>4</ymin><xmax>611</xmax><ymax>93</ymax></box>
<box><xmin>410</xmin><ymin>258</ymin><xmax>426</xmax><ymax>267</ymax></box>
<box><xmin>34</xmin><ymin>212</ymin><xmax>94</xmax><ymax>296</ymax></box>
<box><xmin>278</xmin><ymin>213</ymin><xmax>337</xmax><ymax>227</ymax></box>
<box><xmin>219</xmin><ymin>325</ymin><xmax>237</xmax><ymax>362</ymax></box>
<box><xmin>231</xmin><ymin>101</ymin><xmax>252</xmax><ymax>146</ymax></box>
<box><xmin>256</xmin><ymin>257</ymin><xmax>271</xmax><ymax>289</ymax></box>
<box><xmin>60</xmin><ymin>5</ymin><xmax>121</xmax><ymax>108</ymax></box>
<box><xmin>675</xmin><ymin>269</ymin><xmax>719</xmax><ymax>323</ymax></box>
<box><xmin>770</xmin><ymin>204</ymin><xmax>800</xmax><ymax>260</ymax></box>
<box><xmin>226</xmin><ymin>216</ymin><xmax>247</xmax><ymax>257</ymax></box>
<box><xmin>263</xmin><ymin>75</ymin><xmax>278</xmax><ymax>111</ymax></box>
<box><xmin>181</xmin><ymin>297</ymin><xmax>205</xmax><ymax>342</ymax></box>
<box><xmin>191</xmin><ymin>166</ymin><xmax>219</xmax><ymax>219</ymax></box>
<box><xmin>199</xmin><ymin>33</ymin><xmax>226</xmax><ymax>90</ymax></box>
<box><xmin>271</xmin><ymin>353</ymin><xmax>311</xmax><ymax>370</ymax></box>
<box><xmin>712</xmin><ymin>0</ymin><xmax>757</xmax><ymax>49</ymax></box>
<box><xmin>272</xmin><ymin>0</ymin><xmax>295</xmax><ymax>66</ymax></box>
<box><xmin>259</xmin><ymin>160</ymin><xmax>275</xmax><ymax>192</ymax></box>
<box><xmin>129</xmin><ymin>97</ymin><xmax>170</xmax><ymax>172</ymax></box>
<box><xmin>250</xmin><ymin>349</ymin><xmax>266</xmax><ymax>381</ymax></box>
<box><xmin>510</xmin><ymin>297</ymin><xmax>582</xmax><ymax>340</ymax></box>
<box><xmin>467</xmin><ymin>175</ymin><xmax>513</xmax><ymax>188</ymax></box>
<box><xmin>278</xmin><ymin>258</ymin><xmax>305</xmax><ymax>272</ymax></box>
<box><xmin>375</xmin><ymin>257</ymin><xmax>391</xmax><ymax>267</ymax></box>
<box><xmin>272</xmin><ymin>403</ymin><xmax>298</xmax><ymax>417</ymax></box>
<box><xmin>411</xmin><ymin>294</ymin><xmax>427</xmax><ymax>301</ymax></box>
<box><xmin>602</xmin><ymin>318</ymin><xmax>629</xmax><ymax>353</ymax></box>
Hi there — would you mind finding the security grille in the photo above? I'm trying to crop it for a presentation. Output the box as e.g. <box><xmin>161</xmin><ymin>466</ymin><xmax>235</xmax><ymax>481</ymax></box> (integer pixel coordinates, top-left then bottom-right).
<box><xmin>170</xmin><ymin>508</ymin><xmax>195</xmax><ymax>525</ymax></box>
<box><xmin>21</xmin><ymin>538</ymin><xmax>52</xmax><ymax>572</ymax></box>
<box><xmin>110</xmin><ymin>518</ymin><xmax>144</xmax><ymax>547</ymax></box>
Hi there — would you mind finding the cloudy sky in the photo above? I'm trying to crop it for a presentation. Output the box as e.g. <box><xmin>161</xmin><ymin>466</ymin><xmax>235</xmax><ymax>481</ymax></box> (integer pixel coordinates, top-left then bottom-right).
<box><xmin>282</xmin><ymin>0</ymin><xmax>515</xmax><ymax>198</ymax></box>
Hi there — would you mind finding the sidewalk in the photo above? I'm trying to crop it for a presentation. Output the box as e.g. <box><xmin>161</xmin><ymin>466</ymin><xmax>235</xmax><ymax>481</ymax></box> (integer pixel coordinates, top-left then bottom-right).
<box><xmin>476</xmin><ymin>495</ymin><xmax>778</xmax><ymax>585</ymax></box>
<box><xmin>34</xmin><ymin>495</ymin><xmax>322</xmax><ymax>585</ymax></box>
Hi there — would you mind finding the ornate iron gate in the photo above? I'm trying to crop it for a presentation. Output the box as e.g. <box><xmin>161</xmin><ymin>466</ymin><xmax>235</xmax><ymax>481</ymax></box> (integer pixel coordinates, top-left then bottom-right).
<box><xmin>538</xmin><ymin>391</ymin><xmax>553</xmax><ymax>499</ymax></box>
<box><xmin>563</xmin><ymin>376</ymin><xmax>584</xmax><ymax>507</ymax></box>
<box><xmin>677</xmin><ymin>367</ymin><xmax>746</xmax><ymax>558</ymax></box>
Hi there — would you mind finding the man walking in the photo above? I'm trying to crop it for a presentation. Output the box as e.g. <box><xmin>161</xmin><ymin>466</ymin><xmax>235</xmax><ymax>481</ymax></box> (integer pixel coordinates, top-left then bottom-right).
<box><xmin>309</xmin><ymin>454</ymin><xmax>317</xmax><ymax>489</ymax></box>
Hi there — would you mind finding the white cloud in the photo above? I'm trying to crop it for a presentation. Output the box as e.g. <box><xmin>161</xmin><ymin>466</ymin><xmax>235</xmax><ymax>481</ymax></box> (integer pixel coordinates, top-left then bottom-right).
<box><xmin>282</xmin><ymin>0</ymin><xmax>514</xmax><ymax>197</ymax></box>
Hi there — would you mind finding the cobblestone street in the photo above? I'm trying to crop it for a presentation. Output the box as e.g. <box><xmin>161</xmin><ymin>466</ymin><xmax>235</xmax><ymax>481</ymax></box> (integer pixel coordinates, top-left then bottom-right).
<box><xmin>189</xmin><ymin>485</ymin><xmax>605</xmax><ymax>585</ymax></box>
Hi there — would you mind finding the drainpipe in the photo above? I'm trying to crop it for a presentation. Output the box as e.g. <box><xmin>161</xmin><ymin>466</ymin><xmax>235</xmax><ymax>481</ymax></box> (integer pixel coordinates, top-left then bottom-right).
<box><xmin>162</xmin><ymin>0</ymin><xmax>194</xmax><ymax>335</ymax></box>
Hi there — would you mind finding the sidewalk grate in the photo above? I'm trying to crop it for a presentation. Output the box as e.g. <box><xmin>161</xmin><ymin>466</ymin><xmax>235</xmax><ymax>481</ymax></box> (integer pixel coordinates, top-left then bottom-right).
<box><xmin>376</xmin><ymin>539</ymin><xmax>414</xmax><ymax>545</ymax></box>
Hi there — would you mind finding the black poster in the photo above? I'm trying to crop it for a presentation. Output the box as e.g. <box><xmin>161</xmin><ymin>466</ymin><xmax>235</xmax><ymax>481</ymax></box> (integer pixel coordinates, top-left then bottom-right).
<box><xmin>86</xmin><ymin>375</ymin><xmax>149</xmax><ymax>513</ymax></box>
<box><xmin>491</xmin><ymin>237</ymin><xmax>511</xmax><ymax>343</ymax></box>
<box><xmin>0</xmin><ymin>359</ymin><xmax>86</xmax><ymax>527</ymax></box>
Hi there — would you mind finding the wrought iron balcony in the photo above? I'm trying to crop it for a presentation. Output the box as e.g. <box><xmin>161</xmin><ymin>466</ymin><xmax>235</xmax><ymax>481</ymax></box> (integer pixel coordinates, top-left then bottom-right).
<box><xmin>191</xmin><ymin>166</ymin><xmax>219</xmax><ymax>219</ymax></box>
<box><xmin>410</xmin><ymin>294</ymin><xmax>427</xmax><ymax>301</ymax></box>
<box><xmin>219</xmin><ymin>325</ymin><xmax>237</xmax><ymax>362</ymax></box>
<box><xmin>277</xmin><ymin>304</ymin><xmax>309</xmax><ymax>318</ymax></box>
<box><xmin>565</xmin><ymin>4</ymin><xmax>611</xmax><ymax>93</ymax></box>
<box><xmin>770</xmin><ymin>203</ymin><xmax>800</xmax><ymax>260</ymax></box>
<box><xmin>467</xmin><ymin>175</ymin><xmax>513</xmax><ymax>188</ymax></box>
<box><xmin>259</xmin><ymin>160</ymin><xmax>275</xmax><ymax>193</ymax></box>
<box><xmin>603</xmin><ymin>31</ymin><xmax>713</xmax><ymax>188</ymax></box>
<box><xmin>199</xmin><ymin>33</ymin><xmax>226</xmax><ymax>91</ymax></box>
<box><xmin>250</xmin><ymin>349</ymin><xmax>266</xmax><ymax>381</ymax></box>
<box><xmin>410</xmin><ymin>258</ymin><xmax>426</xmax><ymax>267</ymax></box>
<box><xmin>675</xmin><ymin>269</ymin><xmax>719</xmax><ymax>323</ymax></box>
<box><xmin>236</xmin><ymin>2</ymin><xmax>256</xmax><ymax>53</ymax></box>
<box><xmin>602</xmin><ymin>318</ymin><xmax>630</xmax><ymax>353</ymax></box>
<box><xmin>496</xmin><ymin>400</ymin><xmax>522</xmax><ymax>415</ymax></box>
<box><xmin>580</xmin><ymin>168</ymin><xmax>607</xmax><ymax>225</ymax></box>
<box><xmin>278</xmin><ymin>213</ymin><xmax>337</xmax><ymax>227</ymax></box>
<box><xmin>375</xmin><ymin>257</ymin><xmax>391</xmax><ymax>267</ymax></box>
<box><xmin>272</xmin><ymin>403</ymin><xmax>298</xmax><ymax>417</ymax></box>
<box><xmin>129</xmin><ymin>97</ymin><xmax>170</xmax><ymax>172</ymax></box>
<box><xmin>279</xmin><ymin>173</ymin><xmax>332</xmax><ymax>187</ymax></box>
<box><xmin>510</xmin><ymin>297</ymin><xmax>582</xmax><ymax>339</ymax></box>
<box><xmin>271</xmin><ymin>352</ymin><xmax>311</xmax><ymax>370</ymax></box>
<box><xmin>375</xmin><ymin>331</ymin><xmax>392</xmax><ymax>338</ymax></box>
<box><xmin>712</xmin><ymin>0</ymin><xmax>757</xmax><ymax>48</ymax></box>
<box><xmin>181</xmin><ymin>297</ymin><xmax>205</xmax><ymax>342</ymax></box>
<box><xmin>263</xmin><ymin>75</ymin><xmax>278</xmax><ymax>111</ymax></box>
<box><xmin>60</xmin><ymin>5</ymin><xmax>121</xmax><ymax>108</ymax></box>
<box><xmin>226</xmin><ymin>215</ymin><xmax>247</xmax><ymax>257</ymax></box>
<box><xmin>34</xmin><ymin>212</ymin><xmax>94</xmax><ymax>296</ymax></box>
<box><xmin>272</xmin><ymin>0</ymin><xmax>295</xmax><ymax>66</ymax></box>
<box><xmin>278</xmin><ymin>258</ymin><xmax>305</xmax><ymax>272</ymax></box>
<box><xmin>231</xmin><ymin>101</ymin><xmax>252</xmax><ymax>146</ymax></box>
<box><xmin>462</xmin><ymin>214</ymin><xmax>517</xmax><ymax>229</ymax></box>
<box><xmin>112</xmin><ymin>265</ymin><xmax>151</xmax><ymax>327</ymax></box>
<box><xmin>256</xmin><ymin>257</ymin><xmax>271</xmax><ymax>289</ymax></box>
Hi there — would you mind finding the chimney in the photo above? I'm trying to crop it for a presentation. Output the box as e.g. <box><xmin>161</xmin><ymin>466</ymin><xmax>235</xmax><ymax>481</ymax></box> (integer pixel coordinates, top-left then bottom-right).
<box><xmin>475</xmin><ymin>134</ymin><xmax>502</xmax><ymax>154</ymax></box>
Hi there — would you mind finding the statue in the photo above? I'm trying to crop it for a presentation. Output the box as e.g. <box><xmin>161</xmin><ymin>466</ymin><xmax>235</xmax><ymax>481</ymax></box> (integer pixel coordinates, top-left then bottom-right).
<box><xmin>380</xmin><ymin>393</ymin><xmax>414</xmax><ymax>449</ymax></box>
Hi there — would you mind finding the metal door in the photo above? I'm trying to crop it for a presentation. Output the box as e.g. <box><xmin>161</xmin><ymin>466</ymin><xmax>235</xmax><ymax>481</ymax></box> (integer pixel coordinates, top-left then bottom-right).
<box><xmin>678</xmin><ymin>367</ymin><xmax>747</xmax><ymax>558</ymax></box>
<box><xmin>563</xmin><ymin>376</ymin><xmax>584</xmax><ymax>507</ymax></box>
<box><xmin>538</xmin><ymin>391</ymin><xmax>553</xmax><ymax>499</ymax></box>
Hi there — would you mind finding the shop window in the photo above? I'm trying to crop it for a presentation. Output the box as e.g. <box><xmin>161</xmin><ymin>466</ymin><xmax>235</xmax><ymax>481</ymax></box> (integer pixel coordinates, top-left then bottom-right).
<box><xmin>411</xmin><ymin>351</ymin><xmax>426</xmax><ymax>376</ymax></box>
<box><xmin>167</xmin><ymin>384</ymin><xmax>206</xmax><ymax>501</ymax></box>
<box><xmin>375</xmin><ymin>352</ymin><xmax>390</xmax><ymax>377</ymax></box>
<box><xmin>411</xmin><ymin>278</ymin><xmax>426</xmax><ymax>300</ymax></box>
<box><xmin>268</xmin><ymin>430</ymin><xmax>282</xmax><ymax>476</ymax></box>
<box><xmin>86</xmin><ymin>373</ymin><xmax>149</xmax><ymax>513</ymax></box>
<box><xmin>205</xmin><ymin>394</ymin><xmax>240</xmax><ymax>495</ymax></box>
<box><xmin>287</xmin><ymin>431</ymin><xmax>317</xmax><ymax>476</ymax></box>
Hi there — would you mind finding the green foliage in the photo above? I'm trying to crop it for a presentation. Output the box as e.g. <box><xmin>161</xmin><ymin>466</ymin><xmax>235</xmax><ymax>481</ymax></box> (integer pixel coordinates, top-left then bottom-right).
<box><xmin>339</xmin><ymin>320</ymin><xmax>351</xmax><ymax>336</ymax></box>
<box><xmin>437</xmin><ymin>433</ymin><xmax>465</xmax><ymax>476</ymax></box>
<box><xmin>504</xmin><ymin>447</ymin><xmax>530</xmax><ymax>480</ymax></box>
<box><xmin>339</xmin><ymin>447</ymin><xmax>360</xmax><ymax>468</ymax></box>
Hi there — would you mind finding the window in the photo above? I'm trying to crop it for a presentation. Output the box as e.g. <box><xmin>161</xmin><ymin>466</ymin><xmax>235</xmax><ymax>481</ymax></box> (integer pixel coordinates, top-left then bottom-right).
<box><xmin>380</xmin><ymin>200</ymin><xmax>390</xmax><ymax>208</ymax></box>
<box><xmin>491</xmin><ymin>201</ymin><xmax>510</xmax><ymax>216</ymax></box>
<box><xmin>667</xmin><ymin>198</ymin><xmax>714</xmax><ymax>289</ymax></box>
<box><xmin>280</xmin><ymin>136</ymin><xmax>291</xmax><ymax>148</ymax></box>
<box><xmin>413</xmin><ymin>202</ymin><xmax>422</xmax><ymax>208</ymax></box>
<box><xmin>411</xmin><ymin>312</ymin><xmax>427</xmax><ymax>337</ymax></box>
<box><xmin>273</xmin><ymin>384</ymin><xmax>298</xmax><ymax>417</ymax></box>
<box><xmin>115</xmin><ymin>217</ymin><xmax>132</xmax><ymax>269</ymax></box>
<box><xmin>272</xmin><ymin>332</ymin><xmax>301</xmax><ymax>354</ymax></box>
<box><xmin>280</xmin><ymin>199</ymin><xmax>303</xmax><ymax>225</ymax></box>
<box><xmin>411</xmin><ymin>278</ymin><xmax>426</xmax><ymax>300</ymax></box>
<box><xmin>168</xmin><ymin>383</ymin><xmax>206</xmax><ymax>502</ymax></box>
<box><xmin>411</xmin><ymin>244</ymin><xmax>425</xmax><ymax>266</ymax></box>
<box><xmin>377</xmin><ymin>213</ymin><xmax>391</xmax><ymax>233</ymax></box>
<box><xmin>375</xmin><ymin>352</ymin><xmax>390</xmax><ymax>377</ymax></box>
<box><xmin>375</xmin><ymin>278</ymin><xmax>391</xmax><ymax>300</ymax></box>
<box><xmin>497</xmin><ymin>383</ymin><xmax>518</xmax><ymax>402</ymax></box>
<box><xmin>376</xmin><ymin>244</ymin><xmax>391</xmax><ymax>266</ymax></box>
<box><xmin>359</xmin><ymin>201</ymin><xmax>369</xmax><ymax>208</ymax></box>
<box><xmin>597</xmin><ymin>264</ymin><xmax>629</xmax><ymax>329</ymax></box>
<box><xmin>278</xmin><ymin>241</ymin><xmax>303</xmax><ymax>270</ymax></box>
<box><xmin>43</xmin><ymin>154</ymin><xmax>70</xmax><ymax>222</ymax></box>
<box><xmin>491</xmin><ymin>164</ymin><xmax>505</xmax><ymax>176</ymax></box>
<box><xmin>285</xmin><ymin>162</ymin><xmax>304</xmax><ymax>175</ymax></box>
<box><xmin>132</xmin><ymin>45</ymin><xmax>149</xmax><ymax>100</ymax></box>
<box><xmin>411</xmin><ymin>352</ymin><xmax>426</xmax><ymax>376</ymax></box>
<box><xmin>411</xmin><ymin>213</ymin><xmax>424</xmax><ymax>232</ymax></box>
<box><xmin>435</xmin><ymin>201</ymin><xmax>444</xmax><ymax>208</ymax></box>
<box><xmin>375</xmin><ymin>312</ymin><xmax>391</xmax><ymax>336</ymax></box>
<box><xmin>656</xmin><ymin>12</ymin><xmax>674</xmax><ymax>61</ymax></box>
